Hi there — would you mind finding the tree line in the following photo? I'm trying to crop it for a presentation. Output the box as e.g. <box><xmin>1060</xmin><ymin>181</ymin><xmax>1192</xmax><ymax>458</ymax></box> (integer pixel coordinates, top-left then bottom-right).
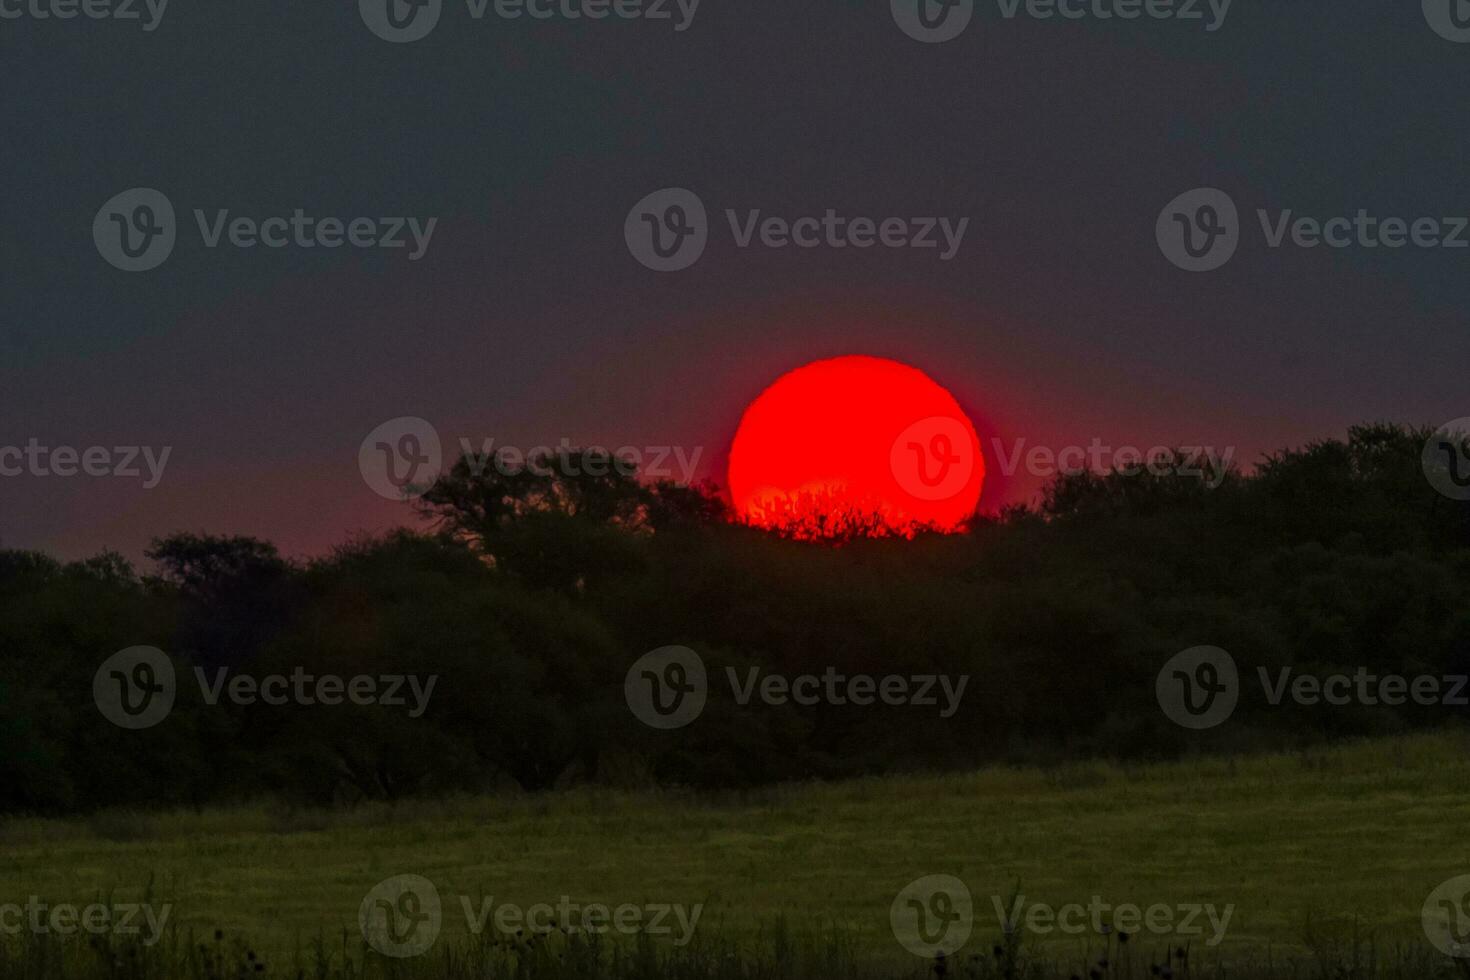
<box><xmin>1</xmin><ymin>423</ymin><xmax>1467</xmax><ymax>813</ymax></box>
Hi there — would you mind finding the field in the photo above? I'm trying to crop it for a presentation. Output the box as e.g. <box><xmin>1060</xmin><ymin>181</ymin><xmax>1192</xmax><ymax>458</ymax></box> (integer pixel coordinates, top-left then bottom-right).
<box><xmin>1</xmin><ymin>733</ymin><xmax>1468</xmax><ymax>977</ymax></box>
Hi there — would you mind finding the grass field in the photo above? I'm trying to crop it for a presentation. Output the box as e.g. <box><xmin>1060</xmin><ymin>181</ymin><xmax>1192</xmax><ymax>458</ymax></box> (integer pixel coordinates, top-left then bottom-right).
<box><xmin>1</xmin><ymin>733</ymin><xmax>1468</xmax><ymax>976</ymax></box>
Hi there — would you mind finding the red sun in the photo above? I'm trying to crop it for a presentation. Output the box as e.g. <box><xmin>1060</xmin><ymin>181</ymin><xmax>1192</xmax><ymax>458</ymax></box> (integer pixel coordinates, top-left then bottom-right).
<box><xmin>727</xmin><ymin>356</ymin><xmax>985</xmax><ymax>536</ymax></box>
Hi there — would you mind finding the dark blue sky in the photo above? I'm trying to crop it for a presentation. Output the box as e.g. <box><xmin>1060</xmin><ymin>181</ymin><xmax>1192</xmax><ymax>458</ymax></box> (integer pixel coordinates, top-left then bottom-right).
<box><xmin>2</xmin><ymin>0</ymin><xmax>1467</xmax><ymax>558</ymax></box>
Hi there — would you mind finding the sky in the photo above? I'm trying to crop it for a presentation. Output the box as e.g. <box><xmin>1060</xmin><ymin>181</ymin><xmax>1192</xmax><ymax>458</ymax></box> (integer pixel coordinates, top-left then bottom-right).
<box><xmin>2</xmin><ymin>0</ymin><xmax>1468</xmax><ymax>560</ymax></box>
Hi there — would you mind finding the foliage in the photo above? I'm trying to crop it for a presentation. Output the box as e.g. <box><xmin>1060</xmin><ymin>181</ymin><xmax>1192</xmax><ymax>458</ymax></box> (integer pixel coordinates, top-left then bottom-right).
<box><xmin>0</xmin><ymin>423</ymin><xmax>1467</xmax><ymax>811</ymax></box>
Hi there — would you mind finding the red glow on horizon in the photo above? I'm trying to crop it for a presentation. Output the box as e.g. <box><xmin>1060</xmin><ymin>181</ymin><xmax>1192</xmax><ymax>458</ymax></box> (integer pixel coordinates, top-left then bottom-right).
<box><xmin>727</xmin><ymin>355</ymin><xmax>985</xmax><ymax>537</ymax></box>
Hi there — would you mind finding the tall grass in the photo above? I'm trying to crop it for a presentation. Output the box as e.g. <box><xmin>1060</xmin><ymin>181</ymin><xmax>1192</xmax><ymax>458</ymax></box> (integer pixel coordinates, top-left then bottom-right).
<box><xmin>2</xmin><ymin>735</ymin><xmax>1468</xmax><ymax>975</ymax></box>
<box><xmin>2</xmin><ymin>921</ymin><xmax>1468</xmax><ymax>980</ymax></box>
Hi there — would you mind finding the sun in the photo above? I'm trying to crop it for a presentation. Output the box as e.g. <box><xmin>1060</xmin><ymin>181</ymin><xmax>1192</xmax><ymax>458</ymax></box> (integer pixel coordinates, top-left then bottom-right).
<box><xmin>727</xmin><ymin>355</ymin><xmax>985</xmax><ymax>537</ymax></box>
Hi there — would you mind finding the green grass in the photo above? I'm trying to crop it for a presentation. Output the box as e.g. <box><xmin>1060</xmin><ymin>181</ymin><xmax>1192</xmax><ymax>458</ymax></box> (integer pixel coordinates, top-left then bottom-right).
<box><xmin>1</xmin><ymin>733</ymin><xmax>1468</xmax><ymax>976</ymax></box>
